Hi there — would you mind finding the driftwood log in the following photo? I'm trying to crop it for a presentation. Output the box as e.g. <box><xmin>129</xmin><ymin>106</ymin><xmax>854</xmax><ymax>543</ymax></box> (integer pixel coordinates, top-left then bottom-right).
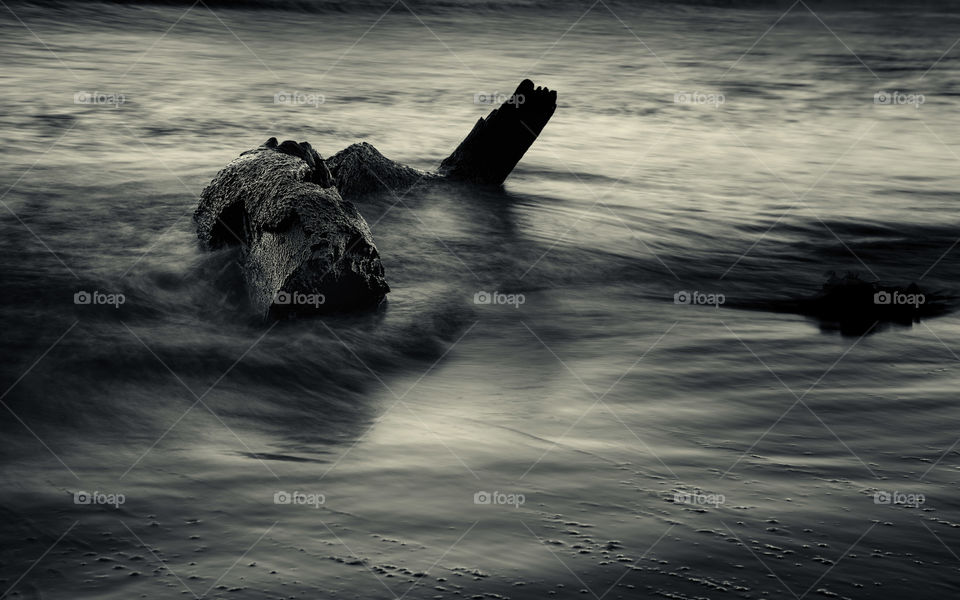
<box><xmin>194</xmin><ymin>139</ymin><xmax>389</xmax><ymax>317</ymax></box>
<box><xmin>325</xmin><ymin>79</ymin><xmax>557</xmax><ymax>199</ymax></box>
<box><xmin>194</xmin><ymin>79</ymin><xmax>557</xmax><ymax>317</ymax></box>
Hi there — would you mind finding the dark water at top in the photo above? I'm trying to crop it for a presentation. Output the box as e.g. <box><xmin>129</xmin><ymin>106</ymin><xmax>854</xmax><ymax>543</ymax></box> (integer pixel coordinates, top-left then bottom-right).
<box><xmin>1</xmin><ymin>1</ymin><xmax>959</xmax><ymax>598</ymax></box>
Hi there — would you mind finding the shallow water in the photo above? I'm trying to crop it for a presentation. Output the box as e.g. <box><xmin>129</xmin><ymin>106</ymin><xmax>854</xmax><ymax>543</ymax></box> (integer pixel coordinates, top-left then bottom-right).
<box><xmin>1</xmin><ymin>1</ymin><xmax>960</xmax><ymax>598</ymax></box>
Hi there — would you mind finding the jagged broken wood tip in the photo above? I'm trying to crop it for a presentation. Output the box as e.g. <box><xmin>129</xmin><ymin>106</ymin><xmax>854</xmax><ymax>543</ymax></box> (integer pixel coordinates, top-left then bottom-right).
<box><xmin>438</xmin><ymin>79</ymin><xmax>557</xmax><ymax>185</ymax></box>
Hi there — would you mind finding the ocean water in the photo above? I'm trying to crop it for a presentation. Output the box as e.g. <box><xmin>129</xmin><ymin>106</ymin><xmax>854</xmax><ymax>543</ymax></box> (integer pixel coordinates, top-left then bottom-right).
<box><xmin>1</xmin><ymin>1</ymin><xmax>960</xmax><ymax>598</ymax></box>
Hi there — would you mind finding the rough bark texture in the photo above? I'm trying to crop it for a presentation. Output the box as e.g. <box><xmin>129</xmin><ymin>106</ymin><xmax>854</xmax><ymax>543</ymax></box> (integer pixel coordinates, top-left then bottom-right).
<box><xmin>438</xmin><ymin>79</ymin><xmax>557</xmax><ymax>185</ymax></box>
<box><xmin>194</xmin><ymin>80</ymin><xmax>557</xmax><ymax>317</ymax></box>
<box><xmin>194</xmin><ymin>138</ymin><xmax>389</xmax><ymax>318</ymax></box>
<box><xmin>326</xmin><ymin>79</ymin><xmax>558</xmax><ymax>200</ymax></box>
<box><xmin>325</xmin><ymin>142</ymin><xmax>436</xmax><ymax>200</ymax></box>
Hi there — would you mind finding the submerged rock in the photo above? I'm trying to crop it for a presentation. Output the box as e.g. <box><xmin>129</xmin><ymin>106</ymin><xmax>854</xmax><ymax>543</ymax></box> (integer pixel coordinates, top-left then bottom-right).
<box><xmin>760</xmin><ymin>272</ymin><xmax>952</xmax><ymax>335</ymax></box>
<box><xmin>801</xmin><ymin>273</ymin><xmax>949</xmax><ymax>330</ymax></box>
<box><xmin>194</xmin><ymin>138</ymin><xmax>389</xmax><ymax>318</ymax></box>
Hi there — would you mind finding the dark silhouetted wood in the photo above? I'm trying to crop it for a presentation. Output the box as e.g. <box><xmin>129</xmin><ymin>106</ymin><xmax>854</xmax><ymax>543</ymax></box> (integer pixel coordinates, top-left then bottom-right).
<box><xmin>438</xmin><ymin>79</ymin><xmax>557</xmax><ymax>185</ymax></box>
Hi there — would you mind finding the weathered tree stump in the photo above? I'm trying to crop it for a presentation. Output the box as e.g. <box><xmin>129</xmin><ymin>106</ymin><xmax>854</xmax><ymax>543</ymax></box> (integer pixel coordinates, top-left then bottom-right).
<box><xmin>194</xmin><ymin>79</ymin><xmax>557</xmax><ymax>317</ymax></box>
<box><xmin>195</xmin><ymin>138</ymin><xmax>389</xmax><ymax>318</ymax></box>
